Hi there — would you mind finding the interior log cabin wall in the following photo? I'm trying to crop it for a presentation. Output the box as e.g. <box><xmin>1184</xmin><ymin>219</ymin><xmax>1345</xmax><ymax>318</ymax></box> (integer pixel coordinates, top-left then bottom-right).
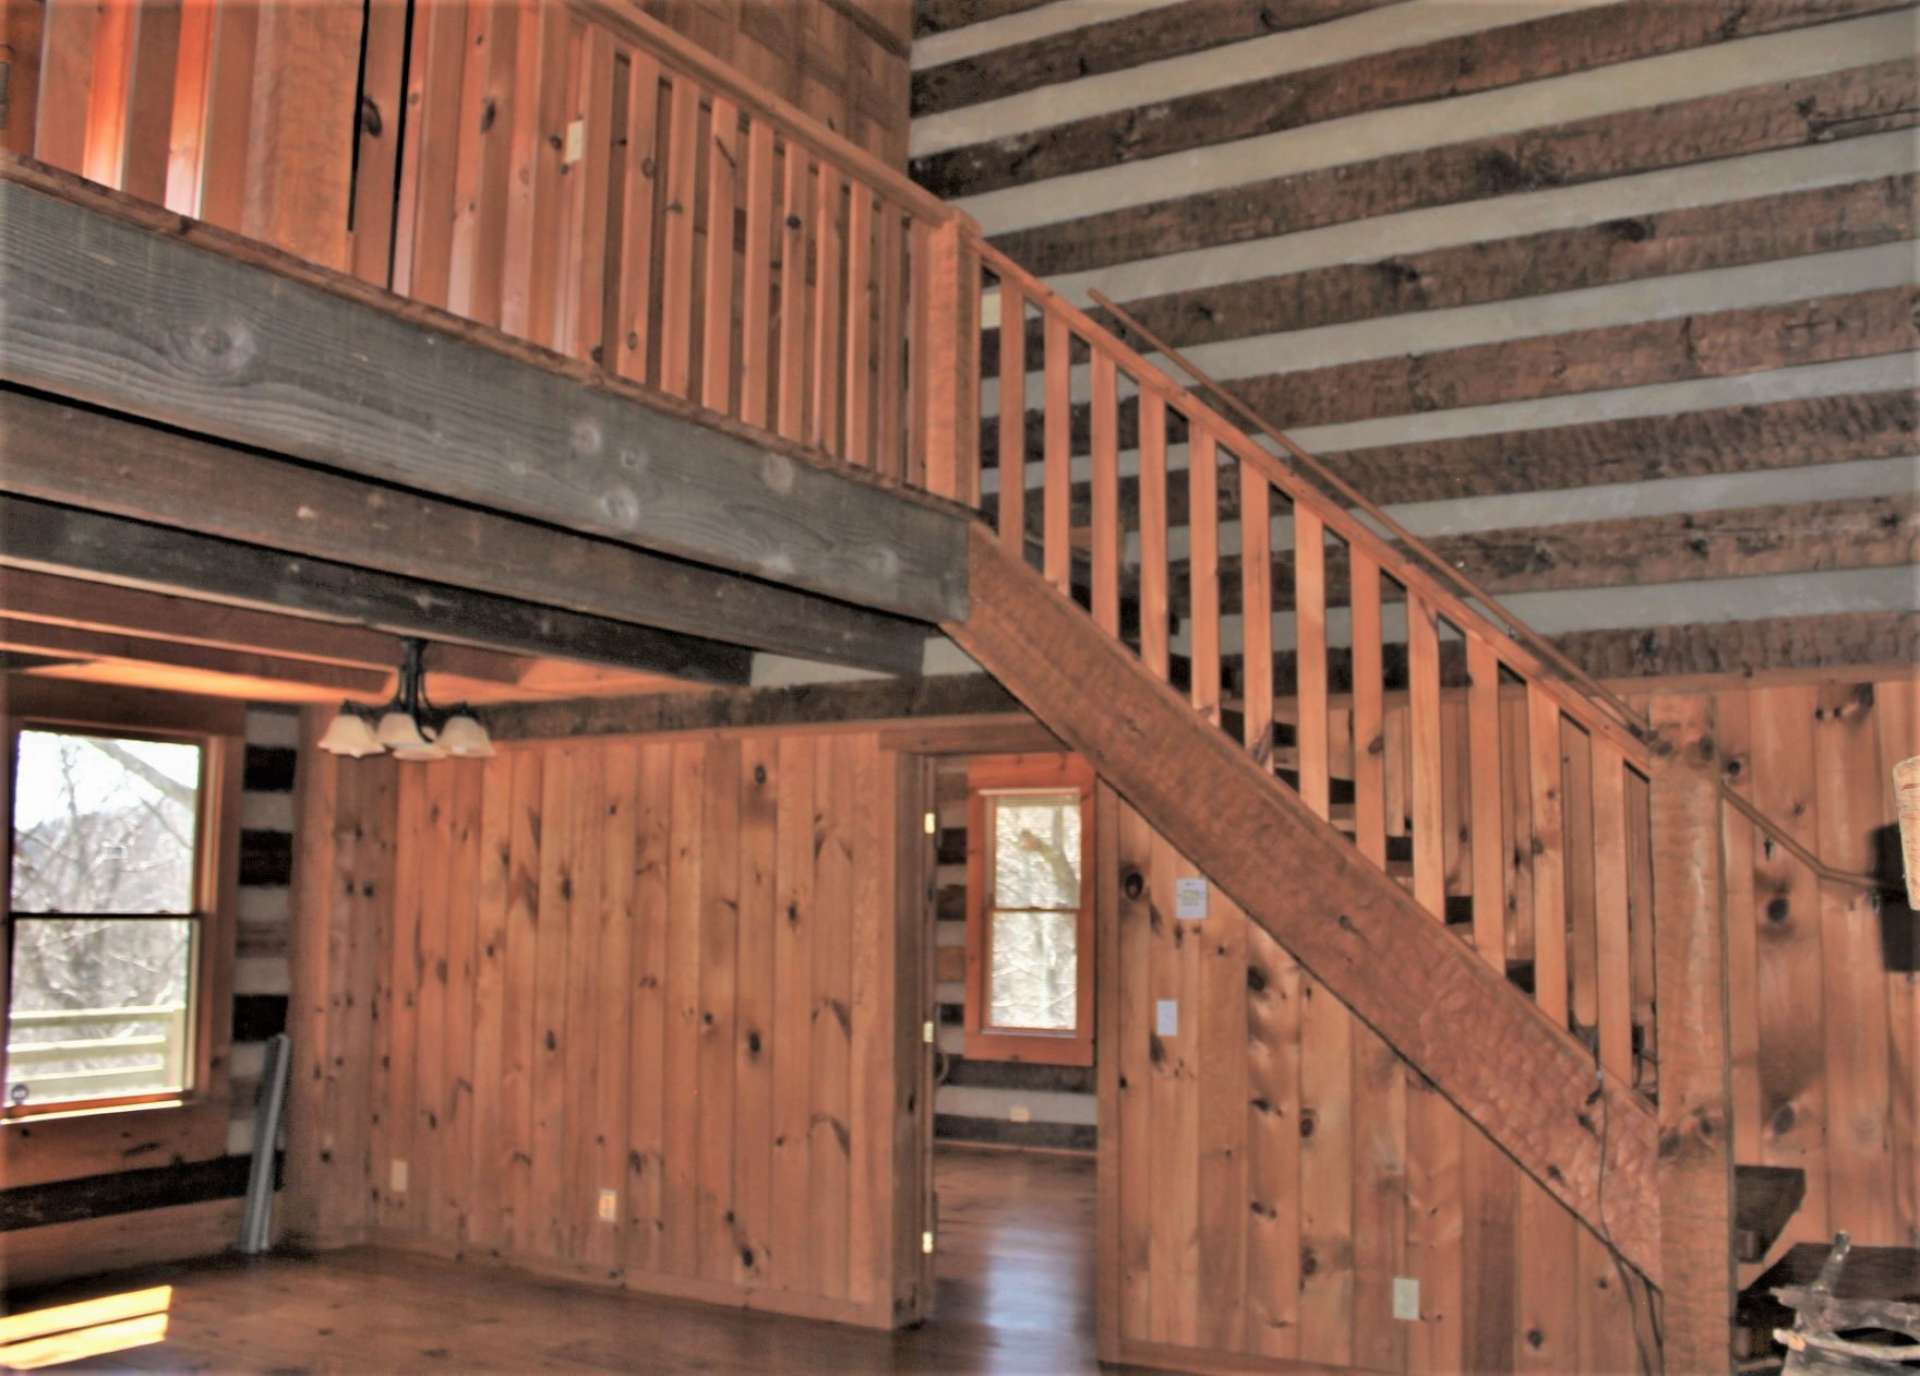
<box><xmin>284</xmin><ymin>726</ymin><xmax>931</xmax><ymax>1329</ymax></box>
<box><xmin>914</xmin><ymin>0</ymin><xmax>1917</xmax><ymax>685</ymax></box>
<box><xmin>1094</xmin><ymin>668</ymin><xmax>1917</xmax><ymax>1374</ymax></box>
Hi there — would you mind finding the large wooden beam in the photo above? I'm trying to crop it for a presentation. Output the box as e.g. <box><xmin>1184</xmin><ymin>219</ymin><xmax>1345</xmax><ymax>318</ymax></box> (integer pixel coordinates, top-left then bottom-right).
<box><xmin>942</xmin><ymin>522</ymin><xmax>1663</xmax><ymax>1281</ymax></box>
<box><xmin>1178</xmin><ymin>493</ymin><xmax>1919</xmax><ymax>614</ymax></box>
<box><xmin>0</xmin><ymin>566</ymin><xmax>530</xmax><ymax>684</ymax></box>
<box><xmin>1648</xmin><ymin>693</ymin><xmax>1735</xmax><ymax>1369</ymax></box>
<box><xmin>917</xmin><ymin>2</ymin><xmax>1906</xmax><ymax>196</ymax></box>
<box><xmin>1</xmin><ymin>390</ymin><xmax>929</xmax><ymax>676</ymax></box>
<box><xmin>911</xmin><ymin>0</ymin><xmax>1398</xmax><ymax>116</ymax></box>
<box><xmin>0</xmin><ymin>497</ymin><xmax>753</xmax><ymax>686</ymax></box>
<box><xmin>980</xmin><ymin>175</ymin><xmax>1914</xmax><ymax>364</ymax></box>
<box><xmin>985</xmin><ymin>286</ymin><xmax>1918</xmax><ymax>457</ymax></box>
<box><xmin>0</xmin><ymin>160</ymin><xmax>969</xmax><ymax>625</ymax></box>
<box><xmin>989</xmin><ymin>59</ymin><xmax>1917</xmax><ymax>277</ymax></box>
<box><xmin>485</xmin><ymin>672</ymin><xmax>1026</xmax><ymax>741</ymax></box>
<box><xmin>0</xmin><ymin>618</ymin><xmax>390</xmax><ymax>695</ymax></box>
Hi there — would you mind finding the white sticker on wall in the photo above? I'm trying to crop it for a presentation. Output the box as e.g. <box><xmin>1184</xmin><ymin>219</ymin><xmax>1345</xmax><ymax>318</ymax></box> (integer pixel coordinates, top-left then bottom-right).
<box><xmin>1174</xmin><ymin>876</ymin><xmax>1209</xmax><ymax>920</ymax></box>
<box><xmin>1155</xmin><ymin>999</ymin><xmax>1178</xmax><ymax>1037</ymax></box>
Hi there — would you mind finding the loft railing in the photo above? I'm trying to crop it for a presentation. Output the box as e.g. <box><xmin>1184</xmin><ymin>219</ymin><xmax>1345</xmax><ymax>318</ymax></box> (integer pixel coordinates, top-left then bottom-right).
<box><xmin>959</xmin><ymin>239</ymin><xmax>1666</xmax><ymax>1102</ymax></box>
<box><xmin>3</xmin><ymin>1005</ymin><xmax>190</xmax><ymax>1108</ymax></box>
<box><xmin>31</xmin><ymin>0</ymin><xmax>1890</xmax><ymax>1113</ymax></box>
<box><xmin>379</xmin><ymin>0</ymin><xmax>981</xmax><ymax>504</ymax></box>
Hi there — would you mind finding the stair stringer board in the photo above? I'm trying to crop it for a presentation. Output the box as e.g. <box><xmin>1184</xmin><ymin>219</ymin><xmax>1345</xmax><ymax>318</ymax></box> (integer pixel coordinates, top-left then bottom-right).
<box><xmin>943</xmin><ymin>523</ymin><xmax>1663</xmax><ymax>1285</ymax></box>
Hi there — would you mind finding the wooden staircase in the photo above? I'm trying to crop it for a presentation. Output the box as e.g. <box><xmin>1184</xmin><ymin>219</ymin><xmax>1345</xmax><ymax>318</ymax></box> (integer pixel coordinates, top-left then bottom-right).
<box><xmin>937</xmin><ymin>245</ymin><xmax>1676</xmax><ymax>1287</ymax></box>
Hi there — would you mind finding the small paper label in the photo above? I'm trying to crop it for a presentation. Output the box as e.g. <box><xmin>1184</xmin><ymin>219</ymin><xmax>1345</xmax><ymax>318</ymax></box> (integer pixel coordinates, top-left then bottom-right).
<box><xmin>1155</xmin><ymin>999</ymin><xmax>1178</xmax><ymax>1037</ymax></box>
<box><xmin>1174</xmin><ymin>876</ymin><xmax>1209</xmax><ymax>920</ymax></box>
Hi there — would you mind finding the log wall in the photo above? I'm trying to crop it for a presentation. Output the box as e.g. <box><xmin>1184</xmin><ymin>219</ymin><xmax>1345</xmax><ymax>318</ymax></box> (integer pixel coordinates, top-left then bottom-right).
<box><xmin>911</xmin><ymin>0</ymin><xmax>1919</xmax><ymax>681</ymax></box>
<box><xmin>283</xmin><ymin>728</ymin><xmax>930</xmax><ymax>1328</ymax></box>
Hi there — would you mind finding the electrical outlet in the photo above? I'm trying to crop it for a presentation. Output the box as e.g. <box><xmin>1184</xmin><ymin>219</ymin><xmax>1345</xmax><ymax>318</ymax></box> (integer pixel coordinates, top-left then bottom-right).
<box><xmin>1393</xmin><ymin>1276</ymin><xmax>1420</xmax><ymax>1322</ymax></box>
<box><xmin>1155</xmin><ymin>998</ymin><xmax>1178</xmax><ymax>1037</ymax></box>
<box><xmin>1009</xmin><ymin>1105</ymin><xmax>1031</xmax><ymax>1123</ymax></box>
<box><xmin>597</xmin><ymin>1188</ymin><xmax>618</xmax><ymax>1223</ymax></box>
<box><xmin>390</xmin><ymin>1159</ymin><xmax>409</xmax><ymax>1194</ymax></box>
<box><xmin>564</xmin><ymin>118</ymin><xmax>586</xmax><ymax>165</ymax></box>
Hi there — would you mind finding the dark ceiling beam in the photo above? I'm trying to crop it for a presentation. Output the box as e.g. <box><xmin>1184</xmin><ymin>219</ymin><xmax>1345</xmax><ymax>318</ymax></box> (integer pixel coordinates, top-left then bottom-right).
<box><xmin>0</xmin><ymin>161</ymin><xmax>968</xmax><ymax>626</ymax></box>
<box><xmin>0</xmin><ymin>566</ymin><xmax>531</xmax><ymax>684</ymax></box>
<box><xmin>484</xmin><ymin>672</ymin><xmax>1026</xmax><ymax>742</ymax></box>
<box><xmin>1</xmin><ymin>388</ymin><xmax>931</xmax><ymax>678</ymax></box>
<box><xmin>0</xmin><ymin>617</ymin><xmax>392</xmax><ymax>695</ymax></box>
<box><xmin>0</xmin><ymin>497</ymin><xmax>754</xmax><ymax>687</ymax></box>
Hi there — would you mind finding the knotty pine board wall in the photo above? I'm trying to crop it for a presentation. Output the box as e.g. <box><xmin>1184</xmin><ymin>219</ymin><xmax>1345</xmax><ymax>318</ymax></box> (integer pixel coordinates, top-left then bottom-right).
<box><xmin>284</xmin><ymin>729</ymin><xmax>929</xmax><ymax>1328</ymax></box>
<box><xmin>1094</xmin><ymin>669</ymin><xmax>1917</xmax><ymax>1374</ymax></box>
<box><xmin>1715</xmin><ymin>671</ymin><xmax>1919</xmax><ymax>1268</ymax></box>
<box><xmin>912</xmin><ymin>0</ymin><xmax>1918</xmax><ymax>684</ymax></box>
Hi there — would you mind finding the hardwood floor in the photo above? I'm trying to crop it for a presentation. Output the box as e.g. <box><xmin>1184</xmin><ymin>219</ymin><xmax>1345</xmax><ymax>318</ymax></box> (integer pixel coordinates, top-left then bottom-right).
<box><xmin>3</xmin><ymin>1147</ymin><xmax>1102</xmax><ymax>1374</ymax></box>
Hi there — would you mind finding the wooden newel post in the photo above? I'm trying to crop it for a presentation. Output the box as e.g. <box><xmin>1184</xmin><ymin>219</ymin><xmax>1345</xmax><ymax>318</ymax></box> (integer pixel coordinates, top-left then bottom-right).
<box><xmin>915</xmin><ymin>218</ymin><xmax>981</xmax><ymax>507</ymax></box>
<box><xmin>1648</xmin><ymin>692</ymin><xmax>1736</xmax><ymax>1372</ymax></box>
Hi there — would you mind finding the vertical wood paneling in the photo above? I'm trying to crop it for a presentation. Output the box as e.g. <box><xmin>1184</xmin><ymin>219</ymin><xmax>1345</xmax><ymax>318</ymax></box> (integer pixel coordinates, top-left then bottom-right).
<box><xmin>333</xmin><ymin>731</ymin><xmax>910</xmax><ymax>1323</ymax></box>
<box><xmin>811</xmin><ymin>736</ymin><xmax>854</xmax><ymax>1299</ymax></box>
<box><xmin>625</xmin><ymin>742</ymin><xmax>673</xmax><ymax>1271</ymax></box>
<box><xmin>701</xmin><ymin>97</ymin><xmax>740</xmax><ymax>414</ymax></box>
<box><xmin>770</xmin><ymin>733</ymin><xmax>817</xmax><ymax>1292</ymax></box>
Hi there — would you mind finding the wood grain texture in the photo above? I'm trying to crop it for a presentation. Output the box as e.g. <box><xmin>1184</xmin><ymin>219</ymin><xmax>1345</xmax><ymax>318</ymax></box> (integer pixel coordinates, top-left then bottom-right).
<box><xmin>1007</xmin><ymin>174</ymin><xmax>1915</xmax><ymax>354</ymax></box>
<box><xmin>943</xmin><ymin>524</ymin><xmax>1663</xmax><ymax>1281</ymax></box>
<box><xmin>0</xmin><ymin>391</ymin><xmax>926</xmax><ymax>676</ymax></box>
<box><xmin>1649</xmin><ymin>692</ymin><xmax>1735</xmax><ymax>1372</ymax></box>
<box><xmin>0</xmin><ymin>164</ymin><xmax>969</xmax><ymax>624</ymax></box>
<box><xmin>911</xmin><ymin>0</ymin><xmax>1402</xmax><ymax>117</ymax></box>
<box><xmin>990</xmin><ymin>59</ymin><xmax>1919</xmax><ymax>276</ymax></box>
<box><xmin>0</xmin><ymin>495</ymin><xmax>751</xmax><ymax>686</ymax></box>
<box><xmin>993</xmin><ymin>287</ymin><xmax>1918</xmax><ymax>454</ymax></box>
<box><xmin>917</xmin><ymin>1</ymin><xmax>1910</xmax><ymax>196</ymax></box>
<box><xmin>292</xmin><ymin>730</ymin><xmax>918</xmax><ymax>1327</ymax></box>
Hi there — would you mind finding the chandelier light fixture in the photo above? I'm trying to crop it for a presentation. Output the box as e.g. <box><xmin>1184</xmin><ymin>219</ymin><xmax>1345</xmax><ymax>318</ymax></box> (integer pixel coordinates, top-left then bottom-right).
<box><xmin>316</xmin><ymin>638</ymin><xmax>495</xmax><ymax>761</ymax></box>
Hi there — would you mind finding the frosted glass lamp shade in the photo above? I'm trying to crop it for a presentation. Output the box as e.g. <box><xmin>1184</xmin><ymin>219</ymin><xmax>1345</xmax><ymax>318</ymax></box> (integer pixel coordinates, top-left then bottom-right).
<box><xmin>376</xmin><ymin>709</ymin><xmax>433</xmax><ymax>752</ymax></box>
<box><xmin>317</xmin><ymin>710</ymin><xmax>384</xmax><ymax>757</ymax></box>
<box><xmin>439</xmin><ymin>712</ymin><xmax>495</xmax><ymax>758</ymax></box>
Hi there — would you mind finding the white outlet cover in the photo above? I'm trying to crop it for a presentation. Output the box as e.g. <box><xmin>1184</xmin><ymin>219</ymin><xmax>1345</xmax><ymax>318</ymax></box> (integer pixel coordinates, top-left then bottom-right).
<box><xmin>1009</xmin><ymin>1105</ymin><xmax>1032</xmax><ymax>1123</ymax></box>
<box><xmin>1155</xmin><ymin>998</ymin><xmax>1178</xmax><ymax>1037</ymax></box>
<box><xmin>598</xmin><ymin>1188</ymin><xmax>619</xmax><ymax>1223</ymax></box>
<box><xmin>1393</xmin><ymin>1276</ymin><xmax>1420</xmax><ymax>1322</ymax></box>
<box><xmin>1174</xmin><ymin>876</ymin><xmax>1209</xmax><ymax>920</ymax></box>
<box><xmin>390</xmin><ymin>1159</ymin><xmax>408</xmax><ymax>1194</ymax></box>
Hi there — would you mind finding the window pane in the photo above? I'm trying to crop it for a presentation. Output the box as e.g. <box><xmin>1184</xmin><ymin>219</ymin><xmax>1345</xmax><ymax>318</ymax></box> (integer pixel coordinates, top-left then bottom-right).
<box><xmin>5</xmin><ymin>917</ymin><xmax>195</xmax><ymax>1108</ymax></box>
<box><xmin>988</xmin><ymin>910</ymin><xmax>1077</xmax><ymax>1031</ymax></box>
<box><xmin>990</xmin><ymin>792</ymin><xmax>1080</xmax><ymax>908</ymax></box>
<box><xmin>11</xmin><ymin>730</ymin><xmax>202</xmax><ymax>914</ymax></box>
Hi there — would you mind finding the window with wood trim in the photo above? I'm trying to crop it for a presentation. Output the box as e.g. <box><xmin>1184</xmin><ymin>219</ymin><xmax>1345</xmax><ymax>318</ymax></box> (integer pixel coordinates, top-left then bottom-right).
<box><xmin>3</xmin><ymin>691</ymin><xmax>240</xmax><ymax>1122</ymax></box>
<box><xmin>964</xmin><ymin>754</ymin><xmax>1095</xmax><ymax>1067</ymax></box>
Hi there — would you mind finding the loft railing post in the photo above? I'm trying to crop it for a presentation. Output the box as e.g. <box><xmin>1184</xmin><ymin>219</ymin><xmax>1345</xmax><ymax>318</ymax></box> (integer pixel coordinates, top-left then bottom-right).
<box><xmin>1648</xmin><ymin>692</ymin><xmax>1734</xmax><ymax>1371</ymax></box>
<box><xmin>918</xmin><ymin>217</ymin><xmax>979</xmax><ymax>506</ymax></box>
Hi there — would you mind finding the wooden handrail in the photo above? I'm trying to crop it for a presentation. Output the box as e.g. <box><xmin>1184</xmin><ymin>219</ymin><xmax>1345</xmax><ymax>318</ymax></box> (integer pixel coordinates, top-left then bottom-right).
<box><xmin>572</xmin><ymin>0</ymin><xmax>966</xmax><ymax>231</ymax></box>
<box><xmin>969</xmin><ymin>236</ymin><xmax>1650</xmax><ymax>765</ymax></box>
<box><xmin>1088</xmin><ymin>288</ymin><xmax>1655</xmax><ymax>745</ymax></box>
<box><xmin>1720</xmin><ymin>786</ymin><xmax>1892</xmax><ymax>893</ymax></box>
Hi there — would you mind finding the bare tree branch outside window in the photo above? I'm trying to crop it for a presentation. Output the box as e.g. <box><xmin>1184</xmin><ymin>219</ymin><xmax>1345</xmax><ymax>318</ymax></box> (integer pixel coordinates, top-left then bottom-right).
<box><xmin>6</xmin><ymin>730</ymin><xmax>201</xmax><ymax>1109</ymax></box>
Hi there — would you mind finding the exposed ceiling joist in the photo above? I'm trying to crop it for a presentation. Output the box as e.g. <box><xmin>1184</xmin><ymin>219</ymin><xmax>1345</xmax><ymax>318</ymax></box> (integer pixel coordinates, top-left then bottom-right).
<box><xmin>0</xmin><ymin>166</ymin><xmax>967</xmax><ymax>629</ymax></box>
<box><xmin>0</xmin><ymin>617</ymin><xmax>392</xmax><ymax>695</ymax></box>
<box><xmin>1</xmin><ymin>388</ymin><xmax>930</xmax><ymax>678</ymax></box>
<box><xmin>0</xmin><ymin>496</ymin><xmax>755</xmax><ymax>688</ymax></box>
<box><xmin>0</xmin><ymin>567</ymin><xmax>531</xmax><ymax>684</ymax></box>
